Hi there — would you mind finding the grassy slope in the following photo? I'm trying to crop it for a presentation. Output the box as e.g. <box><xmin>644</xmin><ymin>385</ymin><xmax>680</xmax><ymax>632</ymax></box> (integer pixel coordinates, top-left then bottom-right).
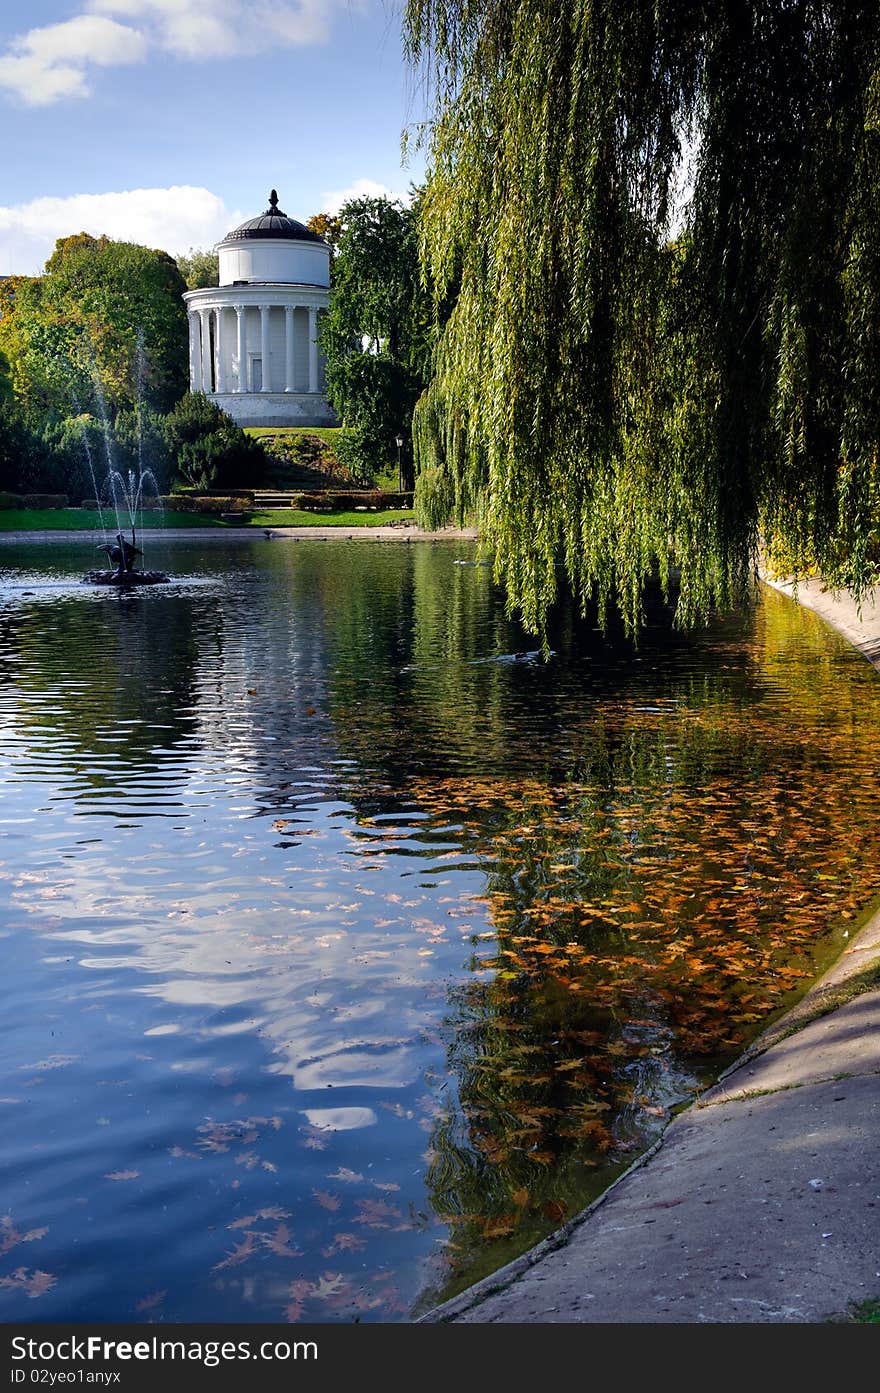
<box><xmin>244</xmin><ymin>426</ymin><xmax>341</xmax><ymax>445</ymax></box>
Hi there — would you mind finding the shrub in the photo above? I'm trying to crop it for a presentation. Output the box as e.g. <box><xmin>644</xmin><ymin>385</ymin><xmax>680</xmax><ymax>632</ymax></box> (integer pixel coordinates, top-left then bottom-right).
<box><xmin>162</xmin><ymin>493</ymin><xmax>253</xmax><ymax>515</ymax></box>
<box><xmin>0</xmin><ymin>491</ymin><xmax>23</xmax><ymax>509</ymax></box>
<box><xmin>282</xmin><ymin>490</ymin><xmax>412</xmax><ymax>511</ymax></box>
<box><xmin>164</xmin><ymin>392</ymin><xmax>263</xmax><ymax>490</ymax></box>
<box><xmin>22</xmin><ymin>493</ymin><xmax>68</xmax><ymax>509</ymax></box>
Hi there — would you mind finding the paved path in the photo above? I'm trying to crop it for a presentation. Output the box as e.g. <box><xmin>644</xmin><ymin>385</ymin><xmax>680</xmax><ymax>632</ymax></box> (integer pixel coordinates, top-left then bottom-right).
<box><xmin>424</xmin><ymin>577</ymin><xmax>880</xmax><ymax>1324</ymax></box>
<box><xmin>0</xmin><ymin>526</ymin><xmax>477</xmax><ymax>544</ymax></box>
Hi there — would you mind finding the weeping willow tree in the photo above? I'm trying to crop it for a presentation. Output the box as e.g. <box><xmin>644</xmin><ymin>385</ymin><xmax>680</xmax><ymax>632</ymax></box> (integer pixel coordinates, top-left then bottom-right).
<box><xmin>405</xmin><ymin>1</ymin><xmax>880</xmax><ymax>634</ymax></box>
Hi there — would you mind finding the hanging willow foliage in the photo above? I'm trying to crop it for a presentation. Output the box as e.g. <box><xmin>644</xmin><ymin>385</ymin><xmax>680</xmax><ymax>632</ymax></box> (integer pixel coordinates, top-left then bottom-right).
<box><xmin>405</xmin><ymin>1</ymin><xmax>880</xmax><ymax>634</ymax></box>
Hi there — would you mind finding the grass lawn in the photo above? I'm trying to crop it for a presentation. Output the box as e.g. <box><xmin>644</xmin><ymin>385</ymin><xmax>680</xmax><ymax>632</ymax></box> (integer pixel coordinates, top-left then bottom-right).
<box><xmin>0</xmin><ymin>509</ymin><xmax>223</xmax><ymax>531</ymax></box>
<box><xmin>0</xmin><ymin>507</ymin><xmax>417</xmax><ymax>531</ymax></box>
<box><xmin>250</xmin><ymin>509</ymin><xmax>415</xmax><ymax>528</ymax></box>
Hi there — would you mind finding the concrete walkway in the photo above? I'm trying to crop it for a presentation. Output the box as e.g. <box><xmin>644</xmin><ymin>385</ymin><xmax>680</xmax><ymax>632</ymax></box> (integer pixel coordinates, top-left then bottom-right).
<box><xmin>425</xmin><ymin>577</ymin><xmax>880</xmax><ymax>1324</ymax></box>
<box><xmin>0</xmin><ymin>526</ymin><xmax>477</xmax><ymax>544</ymax></box>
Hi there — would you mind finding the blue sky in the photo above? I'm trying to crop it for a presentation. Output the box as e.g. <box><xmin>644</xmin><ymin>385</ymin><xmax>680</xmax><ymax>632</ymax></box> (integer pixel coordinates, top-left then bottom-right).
<box><xmin>0</xmin><ymin>1</ymin><xmax>426</xmax><ymax>273</ymax></box>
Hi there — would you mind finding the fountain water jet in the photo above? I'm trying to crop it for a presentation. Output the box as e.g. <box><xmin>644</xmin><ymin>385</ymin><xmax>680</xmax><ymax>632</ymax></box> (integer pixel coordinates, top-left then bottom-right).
<box><xmin>82</xmin><ymin>332</ymin><xmax>169</xmax><ymax>587</ymax></box>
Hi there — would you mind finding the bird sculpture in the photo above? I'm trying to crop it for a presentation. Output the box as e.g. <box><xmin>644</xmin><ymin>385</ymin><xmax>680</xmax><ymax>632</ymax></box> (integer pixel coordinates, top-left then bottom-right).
<box><xmin>96</xmin><ymin>532</ymin><xmax>142</xmax><ymax>579</ymax></box>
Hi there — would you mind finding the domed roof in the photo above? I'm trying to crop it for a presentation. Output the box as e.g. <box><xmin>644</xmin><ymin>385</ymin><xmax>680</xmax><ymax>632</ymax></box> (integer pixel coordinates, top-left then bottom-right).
<box><xmin>223</xmin><ymin>190</ymin><xmax>324</xmax><ymax>244</ymax></box>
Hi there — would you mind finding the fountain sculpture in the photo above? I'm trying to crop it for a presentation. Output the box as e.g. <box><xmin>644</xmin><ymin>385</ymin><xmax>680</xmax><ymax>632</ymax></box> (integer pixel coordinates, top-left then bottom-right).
<box><xmin>81</xmin><ymin>332</ymin><xmax>169</xmax><ymax>587</ymax></box>
<box><xmin>84</xmin><ymin>528</ymin><xmax>168</xmax><ymax>587</ymax></box>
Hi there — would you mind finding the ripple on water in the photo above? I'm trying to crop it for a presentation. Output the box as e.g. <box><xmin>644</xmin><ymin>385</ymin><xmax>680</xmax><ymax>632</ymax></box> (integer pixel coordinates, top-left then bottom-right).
<box><xmin>1</xmin><ymin>537</ymin><xmax>880</xmax><ymax>1321</ymax></box>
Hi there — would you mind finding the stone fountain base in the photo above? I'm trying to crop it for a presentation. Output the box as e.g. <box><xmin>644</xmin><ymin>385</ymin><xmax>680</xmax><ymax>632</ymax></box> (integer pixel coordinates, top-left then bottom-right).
<box><xmin>83</xmin><ymin>569</ymin><xmax>169</xmax><ymax>587</ymax></box>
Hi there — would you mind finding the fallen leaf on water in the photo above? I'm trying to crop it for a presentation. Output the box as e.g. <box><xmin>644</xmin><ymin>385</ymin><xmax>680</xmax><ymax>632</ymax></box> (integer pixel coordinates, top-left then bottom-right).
<box><xmin>312</xmin><ymin>1272</ymin><xmax>346</xmax><ymax>1301</ymax></box>
<box><xmin>284</xmin><ymin>1280</ymin><xmax>312</xmax><ymax>1323</ymax></box>
<box><xmin>543</xmin><ymin>1200</ymin><xmax>568</xmax><ymax>1223</ymax></box>
<box><xmin>228</xmin><ymin>1207</ymin><xmax>290</xmax><ymax>1230</ymax></box>
<box><xmin>482</xmin><ymin>1216</ymin><xmax>517</xmax><ymax>1239</ymax></box>
<box><xmin>262</xmin><ymin>1224</ymin><xmax>302</xmax><ymax>1259</ymax></box>
<box><xmin>0</xmin><ymin>1217</ymin><xmax>48</xmax><ymax>1255</ymax></box>
<box><xmin>104</xmin><ymin>1170</ymin><xmax>139</xmax><ymax>1182</ymax></box>
<box><xmin>322</xmin><ymin>1232</ymin><xmax>367</xmax><ymax>1256</ymax></box>
<box><xmin>134</xmin><ymin>1290</ymin><xmax>166</xmax><ymax>1313</ymax></box>
<box><xmin>354</xmin><ymin>1199</ymin><xmax>404</xmax><ymax>1228</ymax></box>
<box><xmin>312</xmin><ymin>1189</ymin><xmax>341</xmax><ymax>1212</ymax></box>
<box><xmin>327</xmin><ymin>1168</ymin><xmax>364</xmax><ymax>1184</ymax></box>
<box><xmin>0</xmin><ymin>1268</ymin><xmax>56</xmax><ymax>1299</ymax></box>
<box><xmin>212</xmin><ymin>1232</ymin><xmax>259</xmax><ymax>1271</ymax></box>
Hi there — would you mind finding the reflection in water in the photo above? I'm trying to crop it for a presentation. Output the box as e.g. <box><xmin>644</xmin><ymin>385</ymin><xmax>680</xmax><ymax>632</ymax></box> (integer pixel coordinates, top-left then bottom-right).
<box><xmin>1</xmin><ymin>539</ymin><xmax>880</xmax><ymax>1320</ymax></box>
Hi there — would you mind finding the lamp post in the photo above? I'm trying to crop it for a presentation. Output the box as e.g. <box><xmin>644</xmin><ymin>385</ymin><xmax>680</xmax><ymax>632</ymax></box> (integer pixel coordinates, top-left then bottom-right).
<box><xmin>395</xmin><ymin>433</ymin><xmax>405</xmax><ymax>494</ymax></box>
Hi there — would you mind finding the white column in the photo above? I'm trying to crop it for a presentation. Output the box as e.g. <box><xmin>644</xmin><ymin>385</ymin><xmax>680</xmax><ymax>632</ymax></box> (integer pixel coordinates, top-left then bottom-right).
<box><xmin>236</xmin><ymin>305</ymin><xmax>247</xmax><ymax>392</ymax></box>
<box><xmin>215</xmin><ymin>307</ymin><xmax>227</xmax><ymax>393</ymax></box>
<box><xmin>188</xmin><ymin>312</ymin><xmax>198</xmax><ymax>391</ymax></box>
<box><xmin>284</xmin><ymin>306</ymin><xmax>295</xmax><ymax>392</ymax></box>
<box><xmin>308</xmin><ymin>306</ymin><xmax>318</xmax><ymax>393</ymax></box>
<box><xmin>260</xmin><ymin>304</ymin><xmax>271</xmax><ymax>392</ymax></box>
<box><xmin>199</xmin><ymin>310</ymin><xmax>213</xmax><ymax>393</ymax></box>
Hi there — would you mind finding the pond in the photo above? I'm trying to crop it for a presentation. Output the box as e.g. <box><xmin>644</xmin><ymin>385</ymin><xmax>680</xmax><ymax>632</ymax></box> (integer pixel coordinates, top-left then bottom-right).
<box><xmin>1</xmin><ymin>536</ymin><xmax>880</xmax><ymax>1322</ymax></box>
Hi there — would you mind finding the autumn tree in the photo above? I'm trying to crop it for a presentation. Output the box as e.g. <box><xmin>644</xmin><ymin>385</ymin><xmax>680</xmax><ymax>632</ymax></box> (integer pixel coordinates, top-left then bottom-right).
<box><xmin>406</xmin><ymin>1</ymin><xmax>880</xmax><ymax>633</ymax></box>
<box><xmin>306</xmin><ymin>213</ymin><xmax>343</xmax><ymax>260</ymax></box>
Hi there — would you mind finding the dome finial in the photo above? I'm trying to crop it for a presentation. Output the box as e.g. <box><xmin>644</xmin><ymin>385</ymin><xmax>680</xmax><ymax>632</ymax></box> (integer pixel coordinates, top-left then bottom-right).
<box><xmin>269</xmin><ymin>189</ymin><xmax>279</xmax><ymax>212</ymax></box>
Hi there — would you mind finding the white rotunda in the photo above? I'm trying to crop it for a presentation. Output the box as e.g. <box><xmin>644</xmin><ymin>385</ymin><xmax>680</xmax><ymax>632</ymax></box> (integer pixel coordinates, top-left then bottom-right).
<box><xmin>184</xmin><ymin>190</ymin><xmax>335</xmax><ymax>428</ymax></box>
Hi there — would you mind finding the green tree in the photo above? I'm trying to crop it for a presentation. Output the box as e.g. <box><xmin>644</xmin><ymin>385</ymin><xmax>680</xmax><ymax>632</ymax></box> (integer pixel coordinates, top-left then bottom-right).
<box><xmin>406</xmin><ymin>1</ymin><xmax>880</xmax><ymax>633</ymax></box>
<box><xmin>319</xmin><ymin>195</ymin><xmax>431</xmax><ymax>483</ymax></box>
<box><xmin>177</xmin><ymin>248</ymin><xmax>220</xmax><ymax>290</ymax></box>
<box><xmin>5</xmin><ymin>234</ymin><xmax>187</xmax><ymax>419</ymax></box>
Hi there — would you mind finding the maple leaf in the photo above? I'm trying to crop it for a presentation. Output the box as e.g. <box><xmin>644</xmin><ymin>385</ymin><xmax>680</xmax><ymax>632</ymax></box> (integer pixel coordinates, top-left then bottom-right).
<box><xmin>312</xmin><ymin>1189</ymin><xmax>341</xmax><ymax>1212</ymax></box>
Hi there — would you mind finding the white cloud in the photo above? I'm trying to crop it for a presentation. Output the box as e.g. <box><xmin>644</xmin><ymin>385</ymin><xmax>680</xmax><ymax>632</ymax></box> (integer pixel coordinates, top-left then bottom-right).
<box><xmin>0</xmin><ymin>186</ymin><xmax>242</xmax><ymax>276</ymax></box>
<box><xmin>0</xmin><ymin>2</ymin><xmax>350</xmax><ymax>104</ymax></box>
<box><xmin>320</xmin><ymin>178</ymin><xmax>410</xmax><ymax>216</ymax></box>
<box><xmin>96</xmin><ymin>0</ymin><xmax>342</xmax><ymax>59</ymax></box>
<box><xmin>0</xmin><ymin>15</ymin><xmax>147</xmax><ymax>105</ymax></box>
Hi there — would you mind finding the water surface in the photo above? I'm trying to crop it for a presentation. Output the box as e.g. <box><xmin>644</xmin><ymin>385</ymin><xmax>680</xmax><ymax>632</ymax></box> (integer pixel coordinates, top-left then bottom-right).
<box><xmin>1</xmin><ymin>538</ymin><xmax>879</xmax><ymax>1321</ymax></box>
